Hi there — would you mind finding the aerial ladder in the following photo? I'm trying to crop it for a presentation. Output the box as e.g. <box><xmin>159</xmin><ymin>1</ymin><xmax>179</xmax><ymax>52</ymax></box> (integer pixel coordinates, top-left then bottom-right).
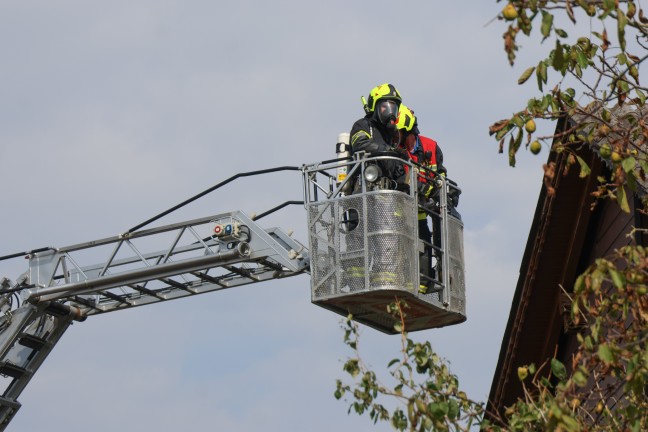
<box><xmin>0</xmin><ymin>148</ymin><xmax>465</xmax><ymax>430</ymax></box>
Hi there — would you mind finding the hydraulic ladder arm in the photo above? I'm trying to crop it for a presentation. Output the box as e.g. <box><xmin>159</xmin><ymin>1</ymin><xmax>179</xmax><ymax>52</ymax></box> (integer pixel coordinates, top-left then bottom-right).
<box><xmin>0</xmin><ymin>210</ymin><xmax>309</xmax><ymax>429</ymax></box>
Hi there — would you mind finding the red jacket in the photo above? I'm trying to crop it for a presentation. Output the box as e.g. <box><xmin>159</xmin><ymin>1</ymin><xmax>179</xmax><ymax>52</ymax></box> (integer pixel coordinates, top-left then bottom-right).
<box><xmin>407</xmin><ymin>135</ymin><xmax>445</xmax><ymax>183</ymax></box>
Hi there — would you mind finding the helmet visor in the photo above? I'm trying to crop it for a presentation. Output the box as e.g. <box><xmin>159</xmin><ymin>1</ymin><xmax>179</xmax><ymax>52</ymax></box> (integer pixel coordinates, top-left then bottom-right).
<box><xmin>376</xmin><ymin>100</ymin><xmax>399</xmax><ymax>126</ymax></box>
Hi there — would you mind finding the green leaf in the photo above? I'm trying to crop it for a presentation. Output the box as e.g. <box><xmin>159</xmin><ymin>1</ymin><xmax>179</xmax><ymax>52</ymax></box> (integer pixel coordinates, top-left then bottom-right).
<box><xmin>576</xmin><ymin>50</ymin><xmax>589</xmax><ymax>69</ymax></box>
<box><xmin>574</xmin><ymin>274</ymin><xmax>585</xmax><ymax>293</ymax></box>
<box><xmin>512</xmin><ymin>115</ymin><xmax>524</xmax><ymax>128</ymax></box>
<box><xmin>541</xmin><ymin>11</ymin><xmax>554</xmax><ymax>39</ymax></box>
<box><xmin>555</xmin><ymin>28</ymin><xmax>568</xmax><ymax>38</ymax></box>
<box><xmin>617</xmin><ymin>52</ymin><xmax>628</xmax><ymax>65</ymax></box>
<box><xmin>627</xmin><ymin>170</ymin><xmax>637</xmax><ymax>191</ymax></box>
<box><xmin>584</xmin><ymin>335</ymin><xmax>594</xmax><ymax>350</ymax></box>
<box><xmin>617</xmin><ymin>186</ymin><xmax>631</xmax><ymax>213</ymax></box>
<box><xmin>561</xmin><ymin>415</ymin><xmax>580</xmax><ymax>432</ymax></box>
<box><xmin>572</xmin><ymin>370</ymin><xmax>587</xmax><ymax>387</ymax></box>
<box><xmin>618</xmin><ymin>8</ymin><xmax>627</xmax><ymax>51</ymax></box>
<box><xmin>553</xmin><ymin>41</ymin><xmax>565</xmax><ymax>70</ymax></box>
<box><xmin>495</xmin><ymin>123</ymin><xmax>511</xmax><ymax>141</ymax></box>
<box><xmin>636</xmin><ymin>88</ymin><xmax>646</xmax><ymax>106</ymax></box>
<box><xmin>609</xmin><ymin>269</ymin><xmax>626</xmax><ymax>288</ymax></box>
<box><xmin>518</xmin><ymin>66</ymin><xmax>536</xmax><ymax>85</ymax></box>
<box><xmin>639</xmin><ymin>160</ymin><xmax>648</xmax><ymax>178</ymax></box>
<box><xmin>598</xmin><ymin>343</ymin><xmax>615</xmax><ymax>364</ymax></box>
<box><xmin>622</xmin><ymin>156</ymin><xmax>636</xmax><ymax>173</ymax></box>
<box><xmin>576</xmin><ymin>156</ymin><xmax>591</xmax><ymax>178</ymax></box>
<box><xmin>429</xmin><ymin>402</ymin><xmax>449</xmax><ymax>418</ymax></box>
<box><xmin>536</xmin><ymin>61</ymin><xmax>547</xmax><ymax>91</ymax></box>
<box><xmin>550</xmin><ymin>358</ymin><xmax>567</xmax><ymax>380</ymax></box>
<box><xmin>448</xmin><ymin>399</ymin><xmax>460</xmax><ymax>420</ymax></box>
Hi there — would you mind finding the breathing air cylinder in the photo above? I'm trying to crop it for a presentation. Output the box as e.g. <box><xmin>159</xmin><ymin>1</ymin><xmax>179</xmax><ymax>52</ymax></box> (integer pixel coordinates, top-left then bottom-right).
<box><xmin>336</xmin><ymin>132</ymin><xmax>352</xmax><ymax>195</ymax></box>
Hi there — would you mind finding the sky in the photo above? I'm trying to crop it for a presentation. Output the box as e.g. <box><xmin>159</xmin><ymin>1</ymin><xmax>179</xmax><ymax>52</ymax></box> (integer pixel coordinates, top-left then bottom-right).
<box><xmin>0</xmin><ymin>1</ymin><xmax>558</xmax><ymax>431</ymax></box>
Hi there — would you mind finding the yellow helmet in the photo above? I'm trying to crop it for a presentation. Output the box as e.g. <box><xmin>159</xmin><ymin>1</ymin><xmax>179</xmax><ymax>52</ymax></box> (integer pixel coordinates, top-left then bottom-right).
<box><xmin>366</xmin><ymin>83</ymin><xmax>401</xmax><ymax>113</ymax></box>
<box><xmin>396</xmin><ymin>104</ymin><xmax>417</xmax><ymax>132</ymax></box>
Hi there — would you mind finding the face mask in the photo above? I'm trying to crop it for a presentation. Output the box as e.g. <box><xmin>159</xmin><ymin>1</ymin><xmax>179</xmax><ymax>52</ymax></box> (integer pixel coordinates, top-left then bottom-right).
<box><xmin>376</xmin><ymin>100</ymin><xmax>399</xmax><ymax>127</ymax></box>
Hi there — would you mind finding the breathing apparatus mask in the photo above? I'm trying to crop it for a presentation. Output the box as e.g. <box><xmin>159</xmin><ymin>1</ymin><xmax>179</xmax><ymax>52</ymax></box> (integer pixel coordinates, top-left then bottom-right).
<box><xmin>375</xmin><ymin>100</ymin><xmax>399</xmax><ymax>129</ymax></box>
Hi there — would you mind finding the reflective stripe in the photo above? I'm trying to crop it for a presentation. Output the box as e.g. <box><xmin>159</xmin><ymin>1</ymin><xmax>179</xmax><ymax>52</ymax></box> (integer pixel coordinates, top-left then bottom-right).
<box><xmin>346</xmin><ymin>266</ymin><xmax>365</xmax><ymax>278</ymax></box>
<box><xmin>351</xmin><ymin>130</ymin><xmax>371</xmax><ymax>147</ymax></box>
<box><xmin>370</xmin><ymin>272</ymin><xmax>399</xmax><ymax>284</ymax></box>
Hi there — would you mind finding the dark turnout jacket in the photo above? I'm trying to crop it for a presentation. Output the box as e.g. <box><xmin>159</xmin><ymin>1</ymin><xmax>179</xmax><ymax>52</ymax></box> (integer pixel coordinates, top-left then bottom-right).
<box><xmin>349</xmin><ymin>116</ymin><xmax>406</xmax><ymax>182</ymax></box>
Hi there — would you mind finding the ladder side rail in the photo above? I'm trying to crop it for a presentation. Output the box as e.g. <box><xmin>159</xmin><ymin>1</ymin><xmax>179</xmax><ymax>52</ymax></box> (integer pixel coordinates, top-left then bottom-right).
<box><xmin>26</xmin><ymin>242</ymin><xmax>251</xmax><ymax>303</ymax></box>
<box><xmin>0</xmin><ymin>303</ymin><xmax>80</xmax><ymax>430</ymax></box>
<box><xmin>0</xmin><ymin>306</ymin><xmax>75</xmax><ymax>403</ymax></box>
<box><xmin>23</xmin><ymin>212</ymin><xmax>241</xmax><ymax>292</ymax></box>
<box><xmin>29</xmin><ymin>211</ymin><xmax>245</xmax><ymax>292</ymax></box>
<box><xmin>55</xmin><ymin>212</ymin><xmax>237</xmax><ymax>256</ymax></box>
<box><xmin>70</xmin><ymin>233</ymin><xmax>212</xmax><ymax>277</ymax></box>
<box><xmin>27</xmin><ymin>212</ymin><xmax>309</xmax><ymax>304</ymax></box>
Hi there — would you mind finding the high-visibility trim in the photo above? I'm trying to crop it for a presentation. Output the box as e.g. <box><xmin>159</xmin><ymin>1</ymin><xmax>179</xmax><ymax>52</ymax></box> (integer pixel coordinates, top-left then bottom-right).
<box><xmin>351</xmin><ymin>130</ymin><xmax>371</xmax><ymax>147</ymax></box>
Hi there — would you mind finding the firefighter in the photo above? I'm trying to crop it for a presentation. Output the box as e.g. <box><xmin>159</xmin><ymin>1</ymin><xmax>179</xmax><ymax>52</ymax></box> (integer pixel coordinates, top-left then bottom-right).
<box><xmin>349</xmin><ymin>83</ymin><xmax>407</xmax><ymax>189</ymax></box>
<box><xmin>342</xmin><ymin>83</ymin><xmax>407</xmax><ymax>290</ymax></box>
<box><xmin>395</xmin><ymin>104</ymin><xmax>446</xmax><ymax>294</ymax></box>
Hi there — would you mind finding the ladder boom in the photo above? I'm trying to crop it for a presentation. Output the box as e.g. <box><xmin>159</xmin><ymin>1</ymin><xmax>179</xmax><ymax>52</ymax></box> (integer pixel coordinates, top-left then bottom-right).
<box><xmin>21</xmin><ymin>210</ymin><xmax>308</xmax><ymax>315</ymax></box>
<box><xmin>0</xmin><ymin>209</ymin><xmax>309</xmax><ymax>429</ymax></box>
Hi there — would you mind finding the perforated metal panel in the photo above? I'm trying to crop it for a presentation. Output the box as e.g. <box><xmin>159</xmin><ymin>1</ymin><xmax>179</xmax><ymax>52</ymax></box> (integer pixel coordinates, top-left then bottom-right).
<box><xmin>308</xmin><ymin>191</ymin><xmax>418</xmax><ymax>299</ymax></box>
<box><xmin>447</xmin><ymin>216</ymin><xmax>466</xmax><ymax>316</ymax></box>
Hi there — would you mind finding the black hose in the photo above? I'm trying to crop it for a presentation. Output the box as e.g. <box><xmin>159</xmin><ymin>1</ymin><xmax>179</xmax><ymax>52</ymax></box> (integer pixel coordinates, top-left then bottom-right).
<box><xmin>127</xmin><ymin>165</ymin><xmax>302</xmax><ymax>233</ymax></box>
<box><xmin>0</xmin><ymin>247</ymin><xmax>54</xmax><ymax>262</ymax></box>
<box><xmin>253</xmin><ymin>200</ymin><xmax>304</xmax><ymax>221</ymax></box>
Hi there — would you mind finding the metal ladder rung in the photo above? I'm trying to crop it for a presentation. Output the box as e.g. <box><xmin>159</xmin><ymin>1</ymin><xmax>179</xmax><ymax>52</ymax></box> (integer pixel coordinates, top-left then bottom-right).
<box><xmin>222</xmin><ymin>265</ymin><xmax>257</xmax><ymax>280</ymax></box>
<box><xmin>160</xmin><ymin>278</ymin><xmax>193</xmax><ymax>292</ymax></box>
<box><xmin>100</xmin><ymin>291</ymin><xmax>130</xmax><ymax>305</ymax></box>
<box><xmin>0</xmin><ymin>363</ymin><xmax>29</xmax><ymax>380</ymax></box>
<box><xmin>18</xmin><ymin>334</ymin><xmax>47</xmax><ymax>351</ymax></box>
<box><xmin>0</xmin><ymin>396</ymin><xmax>19</xmax><ymax>410</ymax></box>
<box><xmin>128</xmin><ymin>284</ymin><xmax>165</xmax><ymax>299</ymax></box>
<box><xmin>190</xmin><ymin>271</ymin><xmax>227</xmax><ymax>287</ymax></box>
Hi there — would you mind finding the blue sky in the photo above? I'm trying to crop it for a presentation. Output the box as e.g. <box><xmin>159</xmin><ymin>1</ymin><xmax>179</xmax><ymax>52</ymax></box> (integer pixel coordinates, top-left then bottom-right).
<box><xmin>0</xmin><ymin>1</ymin><xmax>555</xmax><ymax>430</ymax></box>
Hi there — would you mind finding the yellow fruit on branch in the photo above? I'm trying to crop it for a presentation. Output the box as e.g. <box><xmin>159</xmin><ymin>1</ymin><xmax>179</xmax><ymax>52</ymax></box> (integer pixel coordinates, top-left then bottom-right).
<box><xmin>517</xmin><ymin>366</ymin><xmax>529</xmax><ymax>380</ymax></box>
<box><xmin>597</xmin><ymin>124</ymin><xmax>611</xmax><ymax>136</ymax></box>
<box><xmin>502</xmin><ymin>4</ymin><xmax>518</xmax><ymax>21</ymax></box>
<box><xmin>525</xmin><ymin>119</ymin><xmax>536</xmax><ymax>133</ymax></box>
<box><xmin>611</xmin><ymin>151</ymin><xmax>622</xmax><ymax>163</ymax></box>
<box><xmin>530</xmin><ymin>140</ymin><xmax>542</xmax><ymax>155</ymax></box>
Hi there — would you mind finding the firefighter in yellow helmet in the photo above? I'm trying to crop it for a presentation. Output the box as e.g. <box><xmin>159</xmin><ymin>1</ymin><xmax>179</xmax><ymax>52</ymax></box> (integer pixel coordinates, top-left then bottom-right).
<box><xmin>342</xmin><ymin>84</ymin><xmax>408</xmax><ymax>291</ymax></box>
<box><xmin>349</xmin><ymin>83</ymin><xmax>407</xmax><ymax>187</ymax></box>
<box><xmin>396</xmin><ymin>104</ymin><xmax>446</xmax><ymax>294</ymax></box>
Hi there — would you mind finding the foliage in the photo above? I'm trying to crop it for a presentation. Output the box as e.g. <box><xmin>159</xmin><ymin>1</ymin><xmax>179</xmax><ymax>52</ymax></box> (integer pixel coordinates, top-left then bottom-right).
<box><xmin>487</xmin><ymin>1</ymin><xmax>648</xmax><ymax>426</ymax></box>
<box><xmin>335</xmin><ymin>302</ymin><xmax>484</xmax><ymax>431</ymax></box>
<box><xmin>485</xmin><ymin>245</ymin><xmax>648</xmax><ymax>431</ymax></box>
<box><xmin>490</xmin><ymin>0</ymin><xmax>648</xmax><ymax>216</ymax></box>
<box><xmin>335</xmin><ymin>1</ymin><xmax>648</xmax><ymax>431</ymax></box>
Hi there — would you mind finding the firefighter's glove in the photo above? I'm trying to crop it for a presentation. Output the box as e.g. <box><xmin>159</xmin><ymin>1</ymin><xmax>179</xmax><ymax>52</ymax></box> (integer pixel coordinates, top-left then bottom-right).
<box><xmin>417</xmin><ymin>182</ymin><xmax>435</xmax><ymax>199</ymax></box>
